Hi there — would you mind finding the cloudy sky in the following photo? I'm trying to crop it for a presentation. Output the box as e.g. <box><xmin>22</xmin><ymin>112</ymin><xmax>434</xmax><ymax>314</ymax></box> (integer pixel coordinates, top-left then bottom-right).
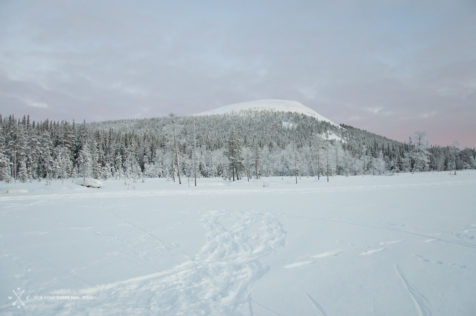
<box><xmin>1</xmin><ymin>0</ymin><xmax>475</xmax><ymax>147</ymax></box>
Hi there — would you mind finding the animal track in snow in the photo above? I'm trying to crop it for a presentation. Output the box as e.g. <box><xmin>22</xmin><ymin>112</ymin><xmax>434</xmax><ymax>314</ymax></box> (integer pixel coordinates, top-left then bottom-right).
<box><xmin>414</xmin><ymin>254</ymin><xmax>467</xmax><ymax>270</ymax></box>
<box><xmin>454</xmin><ymin>225</ymin><xmax>476</xmax><ymax>241</ymax></box>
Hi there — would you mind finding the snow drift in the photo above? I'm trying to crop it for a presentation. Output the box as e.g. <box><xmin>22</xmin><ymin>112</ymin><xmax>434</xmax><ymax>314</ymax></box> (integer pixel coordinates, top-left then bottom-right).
<box><xmin>80</xmin><ymin>178</ymin><xmax>102</xmax><ymax>188</ymax></box>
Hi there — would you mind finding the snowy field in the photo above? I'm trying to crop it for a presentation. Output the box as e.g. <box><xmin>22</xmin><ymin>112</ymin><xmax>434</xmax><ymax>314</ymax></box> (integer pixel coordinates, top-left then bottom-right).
<box><xmin>1</xmin><ymin>172</ymin><xmax>476</xmax><ymax>315</ymax></box>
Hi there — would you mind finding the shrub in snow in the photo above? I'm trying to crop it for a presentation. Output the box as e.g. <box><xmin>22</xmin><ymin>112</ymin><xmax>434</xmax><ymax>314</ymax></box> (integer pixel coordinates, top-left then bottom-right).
<box><xmin>81</xmin><ymin>178</ymin><xmax>102</xmax><ymax>188</ymax></box>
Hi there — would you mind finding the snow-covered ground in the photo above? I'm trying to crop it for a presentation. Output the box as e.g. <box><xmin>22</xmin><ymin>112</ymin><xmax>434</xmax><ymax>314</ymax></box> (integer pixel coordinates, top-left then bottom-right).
<box><xmin>1</xmin><ymin>172</ymin><xmax>476</xmax><ymax>315</ymax></box>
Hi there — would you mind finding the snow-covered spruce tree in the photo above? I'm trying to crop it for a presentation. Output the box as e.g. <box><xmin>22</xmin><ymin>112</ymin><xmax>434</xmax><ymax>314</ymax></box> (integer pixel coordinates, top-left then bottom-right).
<box><xmin>225</xmin><ymin>129</ymin><xmax>243</xmax><ymax>181</ymax></box>
<box><xmin>0</xmin><ymin>127</ymin><xmax>11</xmax><ymax>182</ymax></box>
<box><xmin>253</xmin><ymin>142</ymin><xmax>261</xmax><ymax>179</ymax></box>
<box><xmin>0</xmin><ymin>151</ymin><xmax>11</xmax><ymax>182</ymax></box>
<box><xmin>242</xmin><ymin>146</ymin><xmax>254</xmax><ymax>181</ymax></box>
<box><xmin>369</xmin><ymin>150</ymin><xmax>386</xmax><ymax>175</ymax></box>
<box><xmin>39</xmin><ymin>131</ymin><xmax>54</xmax><ymax>180</ymax></box>
<box><xmin>27</xmin><ymin>131</ymin><xmax>41</xmax><ymax>179</ymax></box>
<box><xmin>292</xmin><ymin>139</ymin><xmax>299</xmax><ymax>184</ymax></box>
<box><xmin>113</xmin><ymin>150</ymin><xmax>123</xmax><ymax>178</ymax></box>
<box><xmin>192</xmin><ymin>119</ymin><xmax>198</xmax><ymax>186</ymax></box>
<box><xmin>124</xmin><ymin>146</ymin><xmax>141</xmax><ymax>180</ymax></box>
<box><xmin>314</xmin><ymin>136</ymin><xmax>321</xmax><ymax>180</ymax></box>
<box><xmin>78</xmin><ymin>142</ymin><xmax>92</xmax><ymax>181</ymax></box>
<box><xmin>89</xmin><ymin>140</ymin><xmax>101</xmax><ymax>179</ymax></box>
<box><xmin>16</xmin><ymin>126</ymin><xmax>29</xmax><ymax>182</ymax></box>
<box><xmin>449</xmin><ymin>144</ymin><xmax>459</xmax><ymax>175</ymax></box>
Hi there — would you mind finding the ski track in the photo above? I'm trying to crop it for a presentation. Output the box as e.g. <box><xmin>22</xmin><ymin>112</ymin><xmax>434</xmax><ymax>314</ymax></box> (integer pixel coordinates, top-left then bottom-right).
<box><xmin>284</xmin><ymin>250</ymin><xmax>341</xmax><ymax>269</ymax></box>
<box><xmin>250</xmin><ymin>298</ymin><xmax>283</xmax><ymax>316</ymax></box>
<box><xmin>394</xmin><ymin>265</ymin><xmax>432</xmax><ymax>316</ymax></box>
<box><xmin>360</xmin><ymin>247</ymin><xmax>385</xmax><ymax>256</ymax></box>
<box><xmin>248</xmin><ymin>296</ymin><xmax>254</xmax><ymax>316</ymax></box>
<box><xmin>311</xmin><ymin>250</ymin><xmax>342</xmax><ymax>259</ymax></box>
<box><xmin>306</xmin><ymin>292</ymin><xmax>327</xmax><ymax>316</ymax></box>
<box><xmin>284</xmin><ymin>260</ymin><xmax>314</xmax><ymax>269</ymax></box>
<box><xmin>24</xmin><ymin>210</ymin><xmax>286</xmax><ymax>315</ymax></box>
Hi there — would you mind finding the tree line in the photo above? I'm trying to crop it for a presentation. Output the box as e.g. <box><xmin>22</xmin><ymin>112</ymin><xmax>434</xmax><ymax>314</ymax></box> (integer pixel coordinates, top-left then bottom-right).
<box><xmin>0</xmin><ymin>113</ymin><xmax>475</xmax><ymax>183</ymax></box>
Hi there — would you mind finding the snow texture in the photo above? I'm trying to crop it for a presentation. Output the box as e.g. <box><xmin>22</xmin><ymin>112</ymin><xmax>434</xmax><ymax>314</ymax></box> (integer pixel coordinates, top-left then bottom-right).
<box><xmin>196</xmin><ymin>99</ymin><xmax>340</xmax><ymax>127</ymax></box>
<box><xmin>1</xmin><ymin>171</ymin><xmax>476</xmax><ymax>315</ymax></box>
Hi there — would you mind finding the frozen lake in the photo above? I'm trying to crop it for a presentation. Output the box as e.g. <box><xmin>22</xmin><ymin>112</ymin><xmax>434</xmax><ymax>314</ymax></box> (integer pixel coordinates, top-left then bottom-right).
<box><xmin>1</xmin><ymin>172</ymin><xmax>476</xmax><ymax>315</ymax></box>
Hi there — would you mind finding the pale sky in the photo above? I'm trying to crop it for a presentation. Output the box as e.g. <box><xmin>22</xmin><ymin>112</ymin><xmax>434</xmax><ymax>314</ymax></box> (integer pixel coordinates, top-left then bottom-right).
<box><xmin>1</xmin><ymin>0</ymin><xmax>475</xmax><ymax>147</ymax></box>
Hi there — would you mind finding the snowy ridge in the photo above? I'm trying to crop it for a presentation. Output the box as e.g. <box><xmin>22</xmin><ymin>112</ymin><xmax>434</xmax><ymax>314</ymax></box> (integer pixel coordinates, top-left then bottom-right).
<box><xmin>197</xmin><ymin>99</ymin><xmax>339</xmax><ymax>127</ymax></box>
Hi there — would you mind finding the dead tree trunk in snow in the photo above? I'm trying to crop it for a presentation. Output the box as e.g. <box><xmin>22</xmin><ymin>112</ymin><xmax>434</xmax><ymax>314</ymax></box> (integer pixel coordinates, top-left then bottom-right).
<box><xmin>293</xmin><ymin>140</ymin><xmax>298</xmax><ymax>184</ymax></box>
<box><xmin>170</xmin><ymin>114</ymin><xmax>181</xmax><ymax>184</ymax></box>
<box><xmin>326</xmin><ymin>143</ymin><xmax>330</xmax><ymax>183</ymax></box>
<box><xmin>193</xmin><ymin>120</ymin><xmax>197</xmax><ymax>187</ymax></box>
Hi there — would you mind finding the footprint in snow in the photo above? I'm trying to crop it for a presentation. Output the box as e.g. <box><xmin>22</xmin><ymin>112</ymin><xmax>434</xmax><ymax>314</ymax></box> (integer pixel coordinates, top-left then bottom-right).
<box><xmin>24</xmin><ymin>210</ymin><xmax>286</xmax><ymax>315</ymax></box>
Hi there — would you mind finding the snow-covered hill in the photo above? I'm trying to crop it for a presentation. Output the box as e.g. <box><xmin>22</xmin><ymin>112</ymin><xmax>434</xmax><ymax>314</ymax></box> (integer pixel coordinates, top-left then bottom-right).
<box><xmin>197</xmin><ymin>99</ymin><xmax>339</xmax><ymax>127</ymax></box>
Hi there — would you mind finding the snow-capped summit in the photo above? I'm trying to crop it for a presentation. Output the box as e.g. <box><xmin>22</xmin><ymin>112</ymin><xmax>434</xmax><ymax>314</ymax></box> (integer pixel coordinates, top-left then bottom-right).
<box><xmin>197</xmin><ymin>99</ymin><xmax>339</xmax><ymax>127</ymax></box>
